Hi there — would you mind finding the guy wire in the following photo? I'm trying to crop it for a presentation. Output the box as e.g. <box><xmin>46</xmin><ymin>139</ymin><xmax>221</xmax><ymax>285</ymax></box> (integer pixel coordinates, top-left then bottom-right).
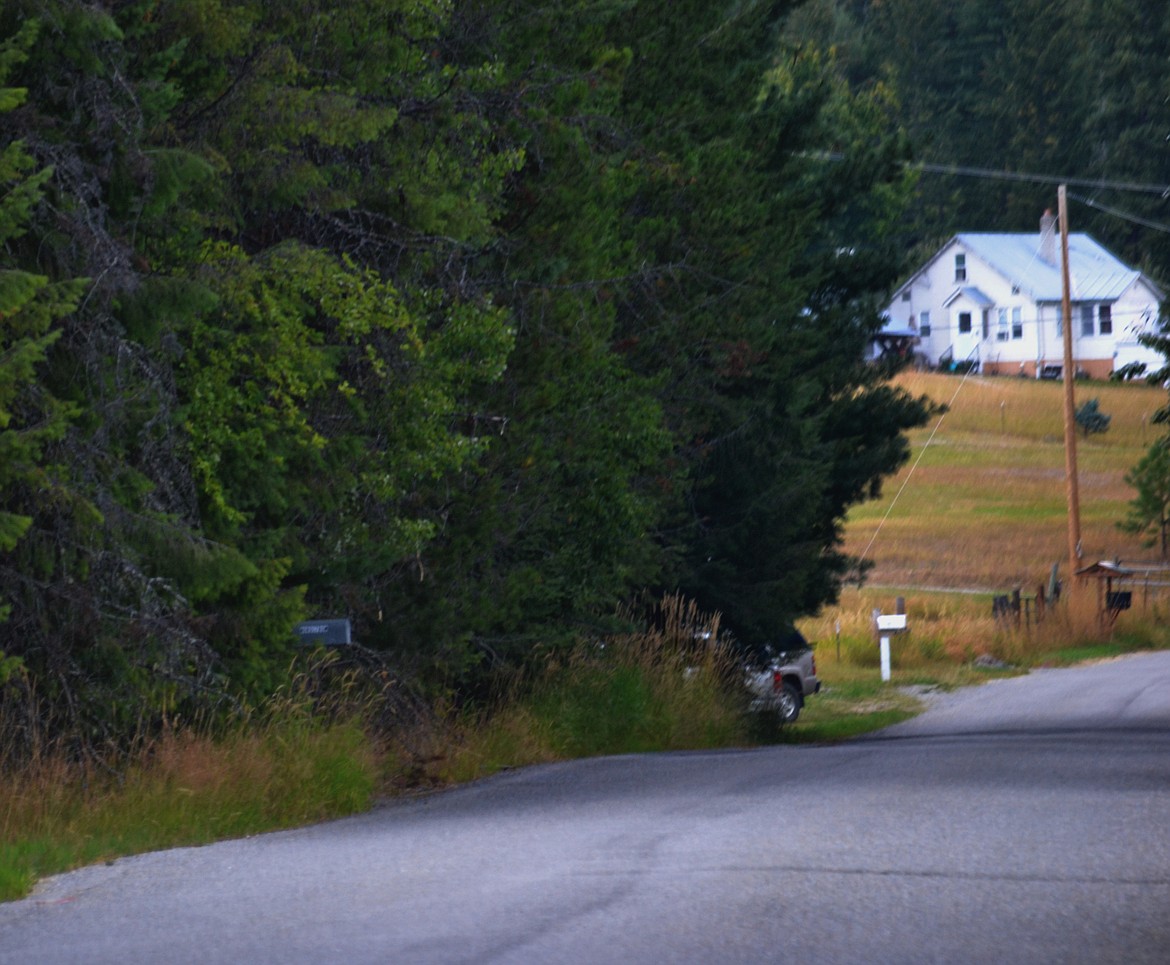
<box><xmin>856</xmin><ymin>356</ymin><xmax>979</xmax><ymax>569</ymax></box>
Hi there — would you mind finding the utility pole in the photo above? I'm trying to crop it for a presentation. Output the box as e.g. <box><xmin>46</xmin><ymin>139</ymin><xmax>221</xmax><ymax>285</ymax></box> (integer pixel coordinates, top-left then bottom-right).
<box><xmin>1059</xmin><ymin>185</ymin><xmax>1082</xmax><ymax>587</ymax></box>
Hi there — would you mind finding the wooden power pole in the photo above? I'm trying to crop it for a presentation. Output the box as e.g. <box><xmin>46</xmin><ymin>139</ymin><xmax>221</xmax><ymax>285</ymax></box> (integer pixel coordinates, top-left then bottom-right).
<box><xmin>1059</xmin><ymin>185</ymin><xmax>1083</xmax><ymax>586</ymax></box>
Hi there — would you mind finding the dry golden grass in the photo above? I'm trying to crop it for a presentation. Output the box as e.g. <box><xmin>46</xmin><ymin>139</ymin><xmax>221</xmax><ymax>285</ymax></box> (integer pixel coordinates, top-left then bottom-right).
<box><xmin>847</xmin><ymin>371</ymin><xmax>1165</xmax><ymax>589</ymax></box>
<box><xmin>799</xmin><ymin>582</ymin><xmax>1156</xmax><ymax>669</ymax></box>
<box><xmin>799</xmin><ymin>374</ymin><xmax>1170</xmax><ymax>664</ymax></box>
<box><xmin>1</xmin><ymin>709</ymin><xmax>380</xmax><ymax>900</ymax></box>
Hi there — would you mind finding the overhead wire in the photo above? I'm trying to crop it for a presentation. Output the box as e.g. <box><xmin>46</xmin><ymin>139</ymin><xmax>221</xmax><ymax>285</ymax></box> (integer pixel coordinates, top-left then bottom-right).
<box><xmin>1067</xmin><ymin>192</ymin><xmax>1170</xmax><ymax>235</ymax></box>
<box><xmin>854</xmin><ymin>350</ymin><xmax>980</xmax><ymax>572</ymax></box>
<box><xmin>908</xmin><ymin>160</ymin><xmax>1170</xmax><ymax>198</ymax></box>
<box><xmin>798</xmin><ymin>151</ymin><xmax>1170</xmax><ymax>198</ymax></box>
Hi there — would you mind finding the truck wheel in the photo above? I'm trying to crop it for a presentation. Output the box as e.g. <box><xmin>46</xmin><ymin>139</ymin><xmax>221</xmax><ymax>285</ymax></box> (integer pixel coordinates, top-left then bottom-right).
<box><xmin>776</xmin><ymin>681</ymin><xmax>801</xmax><ymax>724</ymax></box>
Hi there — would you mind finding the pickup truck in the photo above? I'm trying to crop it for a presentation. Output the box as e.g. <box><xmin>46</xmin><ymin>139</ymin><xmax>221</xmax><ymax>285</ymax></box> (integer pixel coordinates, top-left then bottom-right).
<box><xmin>743</xmin><ymin>628</ymin><xmax>821</xmax><ymax>724</ymax></box>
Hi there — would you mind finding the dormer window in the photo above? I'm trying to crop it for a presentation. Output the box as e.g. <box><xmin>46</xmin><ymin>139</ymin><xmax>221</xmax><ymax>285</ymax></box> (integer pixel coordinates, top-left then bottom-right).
<box><xmin>954</xmin><ymin>253</ymin><xmax>967</xmax><ymax>282</ymax></box>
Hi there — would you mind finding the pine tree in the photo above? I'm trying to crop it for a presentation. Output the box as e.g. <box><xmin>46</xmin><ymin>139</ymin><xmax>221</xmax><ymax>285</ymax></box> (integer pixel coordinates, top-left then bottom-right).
<box><xmin>1120</xmin><ymin>445</ymin><xmax>1170</xmax><ymax>559</ymax></box>
<box><xmin>601</xmin><ymin>1</ymin><xmax>932</xmax><ymax>645</ymax></box>
<box><xmin>1075</xmin><ymin>398</ymin><xmax>1111</xmax><ymax>438</ymax></box>
<box><xmin>0</xmin><ymin>21</ymin><xmax>86</xmax><ymax>628</ymax></box>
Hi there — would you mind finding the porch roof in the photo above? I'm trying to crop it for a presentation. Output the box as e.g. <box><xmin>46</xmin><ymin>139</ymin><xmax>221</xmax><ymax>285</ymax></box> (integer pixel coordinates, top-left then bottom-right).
<box><xmin>942</xmin><ymin>286</ymin><xmax>996</xmax><ymax>309</ymax></box>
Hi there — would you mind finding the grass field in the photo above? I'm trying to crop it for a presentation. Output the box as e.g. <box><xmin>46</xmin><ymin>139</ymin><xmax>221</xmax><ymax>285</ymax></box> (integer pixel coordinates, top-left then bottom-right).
<box><xmin>844</xmin><ymin>370</ymin><xmax>1165</xmax><ymax>590</ymax></box>
<box><xmin>795</xmin><ymin>370</ymin><xmax>1170</xmax><ymax>664</ymax></box>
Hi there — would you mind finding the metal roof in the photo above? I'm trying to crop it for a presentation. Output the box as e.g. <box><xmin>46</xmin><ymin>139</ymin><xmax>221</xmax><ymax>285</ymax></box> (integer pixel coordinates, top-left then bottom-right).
<box><xmin>1075</xmin><ymin>560</ymin><xmax>1135</xmax><ymax>578</ymax></box>
<box><xmin>955</xmin><ymin>232</ymin><xmax>1154</xmax><ymax>302</ymax></box>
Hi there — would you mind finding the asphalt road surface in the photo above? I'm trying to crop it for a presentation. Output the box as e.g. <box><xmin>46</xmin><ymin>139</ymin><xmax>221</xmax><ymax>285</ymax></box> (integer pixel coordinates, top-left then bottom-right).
<box><xmin>4</xmin><ymin>652</ymin><xmax>1170</xmax><ymax>964</ymax></box>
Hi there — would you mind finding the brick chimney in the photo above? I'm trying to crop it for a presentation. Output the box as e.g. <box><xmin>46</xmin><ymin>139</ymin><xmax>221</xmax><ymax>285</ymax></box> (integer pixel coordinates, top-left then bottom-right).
<box><xmin>1040</xmin><ymin>208</ymin><xmax>1057</xmax><ymax>265</ymax></box>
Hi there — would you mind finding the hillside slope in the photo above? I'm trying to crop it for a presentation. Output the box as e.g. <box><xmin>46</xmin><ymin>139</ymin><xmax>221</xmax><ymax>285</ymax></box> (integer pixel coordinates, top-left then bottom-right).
<box><xmin>844</xmin><ymin>371</ymin><xmax>1166</xmax><ymax>591</ymax></box>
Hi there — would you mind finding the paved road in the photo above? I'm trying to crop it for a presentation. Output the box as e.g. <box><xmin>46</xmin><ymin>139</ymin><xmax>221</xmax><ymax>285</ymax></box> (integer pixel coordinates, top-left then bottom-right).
<box><xmin>4</xmin><ymin>652</ymin><xmax>1170</xmax><ymax>964</ymax></box>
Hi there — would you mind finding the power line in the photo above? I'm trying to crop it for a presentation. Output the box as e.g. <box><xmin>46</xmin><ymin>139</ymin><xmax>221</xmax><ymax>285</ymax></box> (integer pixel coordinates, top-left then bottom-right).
<box><xmin>1068</xmin><ymin>192</ymin><xmax>1170</xmax><ymax>235</ymax></box>
<box><xmin>854</xmin><ymin>348</ymin><xmax>980</xmax><ymax>572</ymax></box>
<box><xmin>911</xmin><ymin>160</ymin><xmax>1170</xmax><ymax>198</ymax></box>
<box><xmin>800</xmin><ymin>151</ymin><xmax>1170</xmax><ymax>198</ymax></box>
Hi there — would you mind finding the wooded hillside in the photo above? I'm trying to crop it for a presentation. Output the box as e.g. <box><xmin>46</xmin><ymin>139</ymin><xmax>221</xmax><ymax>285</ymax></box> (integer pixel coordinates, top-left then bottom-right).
<box><xmin>2</xmin><ymin>0</ymin><xmax>1165</xmax><ymax>756</ymax></box>
<box><xmin>787</xmin><ymin>0</ymin><xmax>1170</xmax><ymax>282</ymax></box>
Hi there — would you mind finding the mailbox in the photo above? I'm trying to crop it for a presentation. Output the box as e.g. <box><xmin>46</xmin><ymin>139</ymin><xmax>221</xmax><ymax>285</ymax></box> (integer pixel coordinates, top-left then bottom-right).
<box><xmin>1106</xmin><ymin>591</ymin><xmax>1132</xmax><ymax>612</ymax></box>
<box><xmin>875</xmin><ymin>613</ymin><xmax>907</xmax><ymax>633</ymax></box>
<box><xmin>873</xmin><ymin>610</ymin><xmax>908</xmax><ymax>683</ymax></box>
<box><xmin>294</xmin><ymin>618</ymin><xmax>352</xmax><ymax>646</ymax></box>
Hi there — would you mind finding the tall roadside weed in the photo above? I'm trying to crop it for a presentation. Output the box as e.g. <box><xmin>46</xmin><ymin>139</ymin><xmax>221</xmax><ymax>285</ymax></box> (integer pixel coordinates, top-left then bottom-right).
<box><xmin>0</xmin><ymin>657</ymin><xmax>383</xmax><ymax>902</ymax></box>
<box><xmin>431</xmin><ymin>595</ymin><xmax>749</xmax><ymax>784</ymax></box>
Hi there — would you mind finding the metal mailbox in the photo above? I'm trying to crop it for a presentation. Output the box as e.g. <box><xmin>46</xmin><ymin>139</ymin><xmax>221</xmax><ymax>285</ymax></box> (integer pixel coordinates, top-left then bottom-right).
<box><xmin>875</xmin><ymin>613</ymin><xmax>907</xmax><ymax>633</ymax></box>
<box><xmin>293</xmin><ymin>618</ymin><xmax>352</xmax><ymax>647</ymax></box>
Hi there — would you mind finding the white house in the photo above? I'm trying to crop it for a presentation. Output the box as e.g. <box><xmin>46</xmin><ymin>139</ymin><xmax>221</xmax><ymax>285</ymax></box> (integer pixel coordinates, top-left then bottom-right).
<box><xmin>880</xmin><ymin>213</ymin><xmax>1165</xmax><ymax>379</ymax></box>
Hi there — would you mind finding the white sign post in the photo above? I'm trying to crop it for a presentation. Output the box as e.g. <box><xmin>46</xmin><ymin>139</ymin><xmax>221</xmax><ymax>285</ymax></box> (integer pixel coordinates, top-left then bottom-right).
<box><xmin>874</xmin><ymin>612</ymin><xmax>908</xmax><ymax>683</ymax></box>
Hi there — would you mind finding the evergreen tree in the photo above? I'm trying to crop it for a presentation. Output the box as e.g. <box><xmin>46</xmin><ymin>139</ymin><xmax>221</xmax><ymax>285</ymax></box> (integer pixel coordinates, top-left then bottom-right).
<box><xmin>1077</xmin><ymin>0</ymin><xmax>1170</xmax><ymax>276</ymax></box>
<box><xmin>0</xmin><ymin>26</ymin><xmax>65</xmax><ymax>550</ymax></box>
<box><xmin>0</xmin><ymin>20</ymin><xmax>86</xmax><ymax>664</ymax></box>
<box><xmin>812</xmin><ymin>0</ymin><xmax>1170</xmax><ymax>279</ymax></box>
<box><xmin>1120</xmin><ymin>444</ymin><xmax>1170</xmax><ymax>559</ymax></box>
<box><xmin>1075</xmin><ymin>398</ymin><xmax>1111</xmax><ymax>438</ymax></box>
<box><xmin>601</xmin><ymin>2</ymin><xmax>932</xmax><ymax>646</ymax></box>
<box><xmin>0</xmin><ymin>3</ymin><xmax>235</xmax><ymax>745</ymax></box>
<box><xmin>372</xmin><ymin>1</ymin><xmax>677</xmax><ymax>676</ymax></box>
<box><xmin>0</xmin><ymin>0</ymin><xmax>939</xmax><ymax>745</ymax></box>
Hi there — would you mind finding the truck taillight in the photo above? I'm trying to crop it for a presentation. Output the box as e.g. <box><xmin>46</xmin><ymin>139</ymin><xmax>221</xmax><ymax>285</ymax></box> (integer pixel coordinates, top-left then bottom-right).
<box><xmin>772</xmin><ymin>670</ymin><xmax>782</xmax><ymax>692</ymax></box>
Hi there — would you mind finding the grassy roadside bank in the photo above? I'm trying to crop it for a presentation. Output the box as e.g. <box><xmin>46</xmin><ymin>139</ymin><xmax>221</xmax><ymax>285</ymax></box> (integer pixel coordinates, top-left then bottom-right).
<box><xmin>0</xmin><ymin>712</ymin><xmax>379</xmax><ymax>903</ymax></box>
<box><xmin>6</xmin><ymin>618</ymin><xmax>1164</xmax><ymax>904</ymax></box>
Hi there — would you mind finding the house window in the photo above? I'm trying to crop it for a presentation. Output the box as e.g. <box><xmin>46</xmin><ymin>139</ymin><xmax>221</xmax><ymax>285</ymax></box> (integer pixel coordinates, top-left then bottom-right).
<box><xmin>1099</xmin><ymin>304</ymin><xmax>1112</xmax><ymax>335</ymax></box>
<box><xmin>1011</xmin><ymin>285</ymin><xmax>1021</xmax><ymax>295</ymax></box>
<box><xmin>1012</xmin><ymin>307</ymin><xmax>1023</xmax><ymax>339</ymax></box>
<box><xmin>958</xmin><ymin>311</ymin><xmax>972</xmax><ymax>334</ymax></box>
<box><xmin>1056</xmin><ymin>304</ymin><xmax>1063</xmax><ymax>338</ymax></box>
<box><xmin>919</xmin><ymin>310</ymin><xmax>931</xmax><ymax>337</ymax></box>
<box><xmin>955</xmin><ymin>253</ymin><xmax>967</xmax><ymax>282</ymax></box>
<box><xmin>1080</xmin><ymin>304</ymin><xmax>1095</xmax><ymax>337</ymax></box>
<box><xmin>901</xmin><ymin>291</ymin><xmax>911</xmax><ymax>302</ymax></box>
<box><xmin>997</xmin><ymin>308</ymin><xmax>1009</xmax><ymax>341</ymax></box>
